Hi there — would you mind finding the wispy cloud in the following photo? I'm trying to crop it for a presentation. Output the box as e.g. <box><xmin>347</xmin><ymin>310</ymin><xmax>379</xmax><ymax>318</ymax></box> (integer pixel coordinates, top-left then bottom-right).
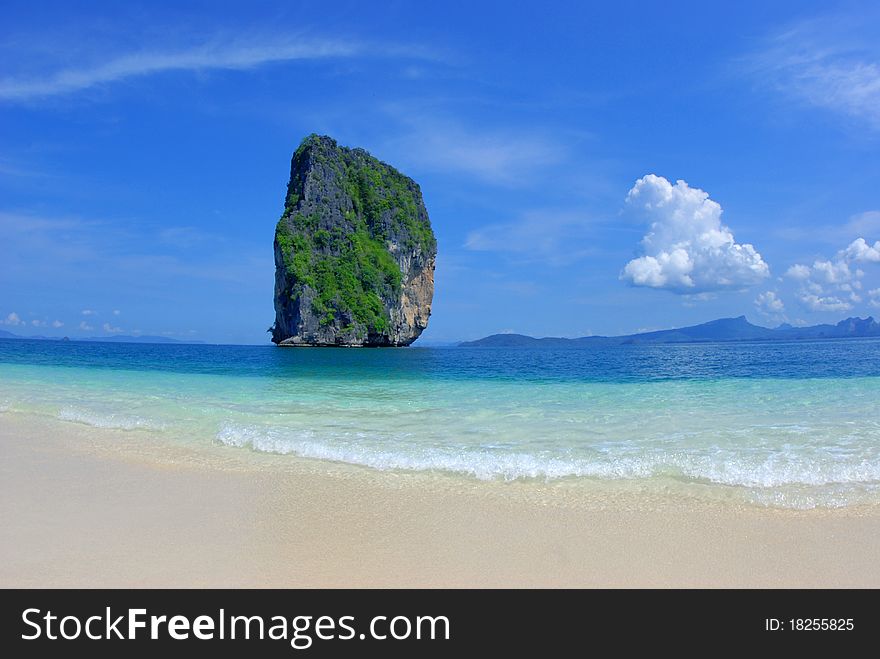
<box><xmin>745</xmin><ymin>14</ymin><xmax>880</xmax><ymax>129</ymax></box>
<box><xmin>380</xmin><ymin>114</ymin><xmax>566</xmax><ymax>185</ymax></box>
<box><xmin>846</xmin><ymin>210</ymin><xmax>880</xmax><ymax>236</ymax></box>
<box><xmin>0</xmin><ymin>158</ymin><xmax>49</xmax><ymax>178</ymax></box>
<box><xmin>0</xmin><ymin>209</ymin><xmax>267</xmax><ymax>286</ymax></box>
<box><xmin>774</xmin><ymin>210</ymin><xmax>880</xmax><ymax>246</ymax></box>
<box><xmin>465</xmin><ymin>209</ymin><xmax>598</xmax><ymax>264</ymax></box>
<box><xmin>0</xmin><ymin>34</ymin><xmax>430</xmax><ymax>102</ymax></box>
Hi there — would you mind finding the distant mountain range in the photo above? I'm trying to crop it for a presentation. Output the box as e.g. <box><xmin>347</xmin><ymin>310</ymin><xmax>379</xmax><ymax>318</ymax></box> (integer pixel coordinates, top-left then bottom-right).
<box><xmin>5</xmin><ymin>315</ymin><xmax>879</xmax><ymax>348</ymax></box>
<box><xmin>0</xmin><ymin>330</ymin><xmax>203</xmax><ymax>345</ymax></box>
<box><xmin>459</xmin><ymin>316</ymin><xmax>880</xmax><ymax>347</ymax></box>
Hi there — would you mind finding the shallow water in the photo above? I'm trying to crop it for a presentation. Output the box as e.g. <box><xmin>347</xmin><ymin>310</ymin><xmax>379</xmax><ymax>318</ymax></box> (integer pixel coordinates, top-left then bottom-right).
<box><xmin>2</xmin><ymin>337</ymin><xmax>880</xmax><ymax>508</ymax></box>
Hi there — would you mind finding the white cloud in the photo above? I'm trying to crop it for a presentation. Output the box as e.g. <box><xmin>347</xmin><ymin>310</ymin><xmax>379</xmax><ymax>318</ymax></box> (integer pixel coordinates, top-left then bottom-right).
<box><xmin>78</xmin><ymin>321</ymin><xmax>93</xmax><ymax>331</ymax></box>
<box><xmin>52</xmin><ymin>320</ymin><xmax>64</xmax><ymax>328</ymax></box>
<box><xmin>868</xmin><ymin>288</ymin><xmax>880</xmax><ymax>309</ymax></box>
<box><xmin>798</xmin><ymin>293</ymin><xmax>853</xmax><ymax>312</ymax></box>
<box><xmin>755</xmin><ymin>291</ymin><xmax>785</xmax><ymax>315</ymax></box>
<box><xmin>112</xmin><ymin>309</ymin><xmax>121</xmax><ymax>316</ymax></box>
<box><xmin>81</xmin><ymin>309</ymin><xmax>95</xmax><ymax>316</ymax></box>
<box><xmin>0</xmin><ymin>35</ymin><xmax>428</xmax><ymax>102</ymax></box>
<box><xmin>747</xmin><ymin>16</ymin><xmax>880</xmax><ymax>129</ymax></box>
<box><xmin>842</xmin><ymin>237</ymin><xmax>880</xmax><ymax>263</ymax></box>
<box><xmin>787</xmin><ymin>234</ymin><xmax>880</xmax><ymax>312</ymax></box>
<box><xmin>812</xmin><ymin>258</ymin><xmax>853</xmax><ymax>284</ymax></box>
<box><xmin>785</xmin><ymin>264</ymin><xmax>812</xmax><ymax>280</ymax></box>
<box><xmin>620</xmin><ymin>175</ymin><xmax>769</xmax><ymax>293</ymax></box>
<box><xmin>102</xmin><ymin>322</ymin><xmax>123</xmax><ymax>334</ymax></box>
<box><xmin>31</xmin><ymin>319</ymin><xmax>46</xmax><ymax>327</ymax></box>
<box><xmin>2</xmin><ymin>312</ymin><xmax>24</xmax><ymax>326</ymax></box>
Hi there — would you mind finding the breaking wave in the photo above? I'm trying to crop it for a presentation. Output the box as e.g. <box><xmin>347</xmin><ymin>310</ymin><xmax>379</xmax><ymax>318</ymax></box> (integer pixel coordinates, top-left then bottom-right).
<box><xmin>215</xmin><ymin>423</ymin><xmax>880</xmax><ymax>507</ymax></box>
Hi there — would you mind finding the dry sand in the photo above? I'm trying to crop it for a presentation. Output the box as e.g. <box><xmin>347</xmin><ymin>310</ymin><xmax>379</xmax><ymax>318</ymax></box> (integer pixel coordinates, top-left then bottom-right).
<box><xmin>1</xmin><ymin>413</ymin><xmax>879</xmax><ymax>588</ymax></box>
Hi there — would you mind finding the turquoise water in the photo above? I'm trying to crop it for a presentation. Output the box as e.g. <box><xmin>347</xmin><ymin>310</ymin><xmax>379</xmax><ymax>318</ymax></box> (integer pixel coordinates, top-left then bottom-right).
<box><xmin>2</xmin><ymin>338</ymin><xmax>880</xmax><ymax>508</ymax></box>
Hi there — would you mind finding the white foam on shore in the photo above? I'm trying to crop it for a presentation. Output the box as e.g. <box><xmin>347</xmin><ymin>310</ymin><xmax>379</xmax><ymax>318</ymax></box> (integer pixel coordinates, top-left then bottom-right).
<box><xmin>58</xmin><ymin>406</ymin><xmax>166</xmax><ymax>431</ymax></box>
<box><xmin>214</xmin><ymin>423</ymin><xmax>880</xmax><ymax>507</ymax></box>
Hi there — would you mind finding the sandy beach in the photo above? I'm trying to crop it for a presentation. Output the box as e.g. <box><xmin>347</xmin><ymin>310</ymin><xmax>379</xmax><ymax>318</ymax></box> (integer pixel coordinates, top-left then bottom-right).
<box><xmin>1</xmin><ymin>412</ymin><xmax>879</xmax><ymax>588</ymax></box>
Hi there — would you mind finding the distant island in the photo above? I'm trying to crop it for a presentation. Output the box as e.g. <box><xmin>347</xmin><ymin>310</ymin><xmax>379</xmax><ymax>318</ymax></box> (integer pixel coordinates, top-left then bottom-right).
<box><xmin>459</xmin><ymin>316</ymin><xmax>880</xmax><ymax>347</ymax></box>
<box><xmin>0</xmin><ymin>331</ymin><xmax>203</xmax><ymax>345</ymax></box>
<box><xmin>271</xmin><ymin>135</ymin><xmax>436</xmax><ymax>348</ymax></box>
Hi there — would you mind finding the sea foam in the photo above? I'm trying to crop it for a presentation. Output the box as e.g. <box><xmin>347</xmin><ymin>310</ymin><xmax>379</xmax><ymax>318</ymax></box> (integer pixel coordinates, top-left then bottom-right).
<box><xmin>214</xmin><ymin>423</ymin><xmax>880</xmax><ymax>499</ymax></box>
<box><xmin>58</xmin><ymin>406</ymin><xmax>166</xmax><ymax>431</ymax></box>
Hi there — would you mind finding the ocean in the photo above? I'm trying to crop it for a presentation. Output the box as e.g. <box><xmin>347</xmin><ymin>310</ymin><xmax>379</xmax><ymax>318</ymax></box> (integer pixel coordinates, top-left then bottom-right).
<box><xmin>2</xmin><ymin>337</ymin><xmax>880</xmax><ymax>509</ymax></box>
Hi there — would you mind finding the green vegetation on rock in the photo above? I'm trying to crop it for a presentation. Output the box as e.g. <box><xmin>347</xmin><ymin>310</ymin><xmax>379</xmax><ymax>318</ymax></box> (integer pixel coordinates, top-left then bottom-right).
<box><xmin>340</xmin><ymin>155</ymin><xmax>436</xmax><ymax>254</ymax></box>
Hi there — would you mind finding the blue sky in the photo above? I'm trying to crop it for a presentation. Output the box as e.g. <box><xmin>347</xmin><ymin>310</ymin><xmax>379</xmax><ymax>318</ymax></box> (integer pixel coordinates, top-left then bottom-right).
<box><xmin>2</xmin><ymin>1</ymin><xmax>879</xmax><ymax>344</ymax></box>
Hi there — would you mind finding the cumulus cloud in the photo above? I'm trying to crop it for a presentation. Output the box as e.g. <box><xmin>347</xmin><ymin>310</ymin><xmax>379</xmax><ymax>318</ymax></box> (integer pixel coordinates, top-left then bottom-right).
<box><xmin>2</xmin><ymin>312</ymin><xmax>24</xmax><ymax>326</ymax></box>
<box><xmin>785</xmin><ymin>264</ymin><xmax>811</xmax><ymax>280</ymax></box>
<box><xmin>52</xmin><ymin>320</ymin><xmax>64</xmax><ymax>328</ymax></box>
<box><xmin>798</xmin><ymin>293</ymin><xmax>854</xmax><ymax>312</ymax></box>
<box><xmin>81</xmin><ymin>309</ymin><xmax>95</xmax><ymax>316</ymax></box>
<box><xmin>869</xmin><ymin>288</ymin><xmax>880</xmax><ymax>309</ymax></box>
<box><xmin>754</xmin><ymin>291</ymin><xmax>785</xmax><ymax>315</ymax></box>
<box><xmin>842</xmin><ymin>237</ymin><xmax>880</xmax><ymax>263</ymax></box>
<box><xmin>787</xmin><ymin>234</ymin><xmax>880</xmax><ymax>313</ymax></box>
<box><xmin>620</xmin><ymin>175</ymin><xmax>769</xmax><ymax>293</ymax></box>
<box><xmin>78</xmin><ymin>321</ymin><xmax>93</xmax><ymax>331</ymax></box>
<box><xmin>812</xmin><ymin>258</ymin><xmax>854</xmax><ymax>284</ymax></box>
<box><xmin>102</xmin><ymin>322</ymin><xmax>123</xmax><ymax>334</ymax></box>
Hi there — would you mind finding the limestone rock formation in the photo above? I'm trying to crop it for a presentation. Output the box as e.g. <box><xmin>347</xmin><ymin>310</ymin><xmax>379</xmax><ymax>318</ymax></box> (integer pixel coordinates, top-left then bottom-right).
<box><xmin>271</xmin><ymin>135</ymin><xmax>436</xmax><ymax>346</ymax></box>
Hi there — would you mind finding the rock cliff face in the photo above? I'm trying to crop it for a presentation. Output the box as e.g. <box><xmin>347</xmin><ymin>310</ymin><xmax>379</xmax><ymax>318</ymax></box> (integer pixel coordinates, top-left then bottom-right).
<box><xmin>271</xmin><ymin>135</ymin><xmax>436</xmax><ymax>346</ymax></box>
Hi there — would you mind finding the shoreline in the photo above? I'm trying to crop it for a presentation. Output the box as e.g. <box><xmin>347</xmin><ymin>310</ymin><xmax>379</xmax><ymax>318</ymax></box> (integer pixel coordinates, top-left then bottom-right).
<box><xmin>2</xmin><ymin>412</ymin><xmax>879</xmax><ymax>588</ymax></box>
